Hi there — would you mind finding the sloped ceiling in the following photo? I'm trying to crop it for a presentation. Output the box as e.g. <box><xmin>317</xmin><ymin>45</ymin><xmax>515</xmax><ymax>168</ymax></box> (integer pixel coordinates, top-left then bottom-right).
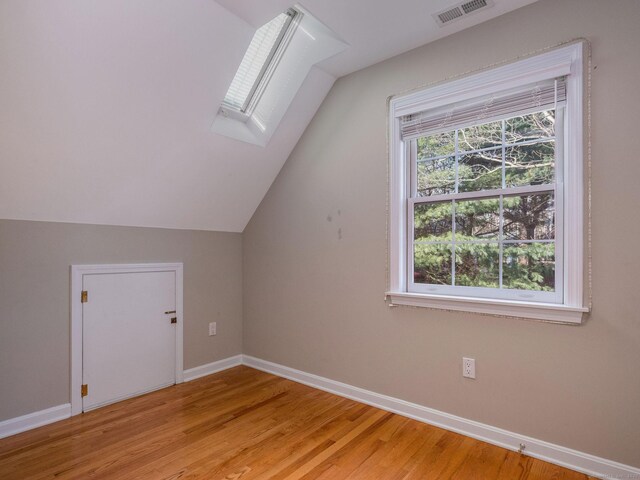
<box><xmin>0</xmin><ymin>0</ymin><xmax>537</xmax><ymax>232</ymax></box>
<box><xmin>218</xmin><ymin>0</ymin><xmax>539</xmax><ymax>77</ymax></box>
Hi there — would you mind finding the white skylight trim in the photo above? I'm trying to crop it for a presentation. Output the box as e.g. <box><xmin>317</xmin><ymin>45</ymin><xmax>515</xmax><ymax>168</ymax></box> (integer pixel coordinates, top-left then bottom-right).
<box><xmin>212</xmin><ymin>5</ymin><xmax>348</xmax><ymax>147</ymax></box>
<box><xmin>222</xmin><ymin>10</ymin><xmax>295</xmax><ymax>112</ymax></box>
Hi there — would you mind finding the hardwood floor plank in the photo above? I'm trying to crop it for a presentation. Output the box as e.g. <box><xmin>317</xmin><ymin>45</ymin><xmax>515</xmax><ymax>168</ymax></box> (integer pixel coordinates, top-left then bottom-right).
<box><xmin>0</xmin><ymin>366</ymin><xmax>595</xmax><ymax>480</ymax></box>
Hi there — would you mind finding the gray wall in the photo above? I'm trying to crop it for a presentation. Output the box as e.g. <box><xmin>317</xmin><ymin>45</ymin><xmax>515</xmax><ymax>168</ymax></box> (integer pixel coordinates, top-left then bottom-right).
<box><xmin>243</xmin><ymin>0</ymin><xmax>640</xmax><ymax>468</ymax></box>
<box><xmin>0</xmin><ymin>219</ymin><xmax>242</xmax><ymax>421</ymax></box>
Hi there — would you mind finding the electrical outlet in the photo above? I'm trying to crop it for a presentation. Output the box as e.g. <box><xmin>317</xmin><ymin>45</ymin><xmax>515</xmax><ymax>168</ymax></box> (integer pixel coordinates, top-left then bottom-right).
<box><xmin>209</xmin><ymin>322</ymin><xmax>217</xmax><ymax>336</ymax></box>
<box><xmin>463</xmin><ymin>357</ymin><xmax>476</xmax><ymax>379</ymax></box>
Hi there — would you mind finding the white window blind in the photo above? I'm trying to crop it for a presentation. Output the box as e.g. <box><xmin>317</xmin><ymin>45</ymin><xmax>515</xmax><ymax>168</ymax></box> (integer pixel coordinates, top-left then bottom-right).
<box><xmin>400</xmin><ymin>77</ymin><xmax>566</xmax><ymax>141</ymax></box>
<box><xmin>223</xmin><ymin>12</ymin><xmax>292</xmax><ymax>112</ymax></box>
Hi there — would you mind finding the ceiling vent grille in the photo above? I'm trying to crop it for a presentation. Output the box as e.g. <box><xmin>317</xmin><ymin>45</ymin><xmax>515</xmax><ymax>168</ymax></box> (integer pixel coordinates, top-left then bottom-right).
<box><xmin>461</xmin><ymin>0</ymin><xmax>487</xmax><ymax>14</ymax></box>
<box><xmin>434</xmin><ymin>0</ymin><xmax>493</xmax><ymax>26</ymax></box>
<box><xmin>438</xmin><ymin>7</ymin><xmax>463</xmax><ymax>24</ymax></box>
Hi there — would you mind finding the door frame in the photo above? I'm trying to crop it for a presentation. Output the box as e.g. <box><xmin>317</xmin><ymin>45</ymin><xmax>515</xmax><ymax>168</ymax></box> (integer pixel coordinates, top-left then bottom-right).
<box><xmin>70</xmin><ymin>263</ymin><xmax>184</xmax><ymax>416</ymax></box>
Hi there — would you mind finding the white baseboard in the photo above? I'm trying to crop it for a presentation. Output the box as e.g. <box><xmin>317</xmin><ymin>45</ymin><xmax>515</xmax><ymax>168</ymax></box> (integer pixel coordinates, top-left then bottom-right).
<box><xmin>183</xmin><ymin>354</ymin><xmax>243</xmax><ymax>382</ymax></box>
<box><xmin>0</xmin><ymin>355</ymin><xmax>243</xmax><ymax>440</ymax></box>
<box><xmin>242</xmin><ymin>355</ymin><xmax>640</xmax><ymax>480</ymax></box>
<box><xmin>2</xmin><ymin>355</ymin><xmax>638</xmax><ymax>479</ymax></box>
<box><xmin>0</xmin><ymin>355</ymin><xmax>242</xmax><ymax>438</ymax></box>
<box><xmin>0</xmin><ymin>404</ymin><xmax>71</xmax><ymax>440</ymax></box>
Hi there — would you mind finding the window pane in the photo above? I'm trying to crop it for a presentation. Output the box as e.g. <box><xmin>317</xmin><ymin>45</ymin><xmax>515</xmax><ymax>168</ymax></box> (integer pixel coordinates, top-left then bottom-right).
<box><xmin>458</xmin><ymin>148</ymin><xmax>502</xmax><ymax>193</ymax></box>
<box><xmin>503</xmin><ymin>193</ymin><xmax>555</xmax><ymax>240</ymax></box>
<box><xmin>414</xmin><ymin>202</ymin><xmax>453</xmax><ymax>241</ymax></box>
<box><xmin>417</xmin><ymin>157</ymin><xmax>456</xmax><ymax>196</ymax></box>
<box><xmin>455</xmin><ymin>243</ymin><xmax>499</xmax><ymax>288</ymax></box>
<box><xmin>223</xmin><ymin>12</ymin><xmax>291</xmax><ymax>110</ymax></box>
<box><xmin>455</xmin><ymin>198</ymin><xmax>500</xmax><ymax>240</ymax></box>
<box><xmin>505</xmin><ymin>141</ymin><xmax>555</xmax><ymax>187</ymax></box>
<box><xmin>458</xmin><ymin>120</ymin><xmax>502</xmax><ymax>152</ymax></box>
<box><xmin>503</xmin><ymin>243</ymin><xmax>555</xmax><ymax>291</ymax></box>
<box><xmin>417</xmin><ymin>131</ymin><xmax>455</xmax><ymax>159</ymax></box>
<box><xmin>414</xmin><ymin>243</ymin><xmax>452</xmax><ymax>285</ymax></box>
<box><xmin>505</xmin><ymin>110</ymin><xmax>555</xmax><ymax>144</ymax></box>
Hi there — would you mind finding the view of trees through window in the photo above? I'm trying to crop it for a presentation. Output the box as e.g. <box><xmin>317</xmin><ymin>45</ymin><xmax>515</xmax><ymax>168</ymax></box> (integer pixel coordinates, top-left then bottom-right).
<box><xmin>412</xmin><ymin>110</ymin><xmax>557</xmax><ymax>291</ymax></box>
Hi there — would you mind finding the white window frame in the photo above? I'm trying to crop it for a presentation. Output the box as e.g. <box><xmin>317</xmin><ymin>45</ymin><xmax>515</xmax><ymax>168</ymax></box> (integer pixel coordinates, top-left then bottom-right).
<box><xmin>211</xmin><ymin>5</ymin><xmax>347</xmax><ymax>147</ymax></box>
<box><xmin>221</xmin><ymin>8</ymin><xmax>299</xmax><ymax>118</ymax></box>
<box><xmin>386</xmin><ymin>43</ymin><xmax>589</xmax><ymax>323</ymax></box>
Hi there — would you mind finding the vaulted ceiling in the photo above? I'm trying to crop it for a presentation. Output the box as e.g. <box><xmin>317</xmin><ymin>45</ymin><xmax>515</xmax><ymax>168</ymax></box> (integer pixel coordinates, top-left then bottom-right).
<box><xmin>0</xmin><ymin>0</ymin><xmax>537</xmax><ymax>232</ymax></box>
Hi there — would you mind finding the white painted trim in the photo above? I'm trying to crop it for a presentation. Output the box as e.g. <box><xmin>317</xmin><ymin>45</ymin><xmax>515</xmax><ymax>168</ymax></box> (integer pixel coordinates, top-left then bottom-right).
<box><xmin>0</xmin><ymin>404</ymin><xmax>71</xmax><ymax>440</ymax></box>
<box><xmin>385</xmin><ymin>291</ymin><xmax>587</xmax><ymax>323</ymax></box>
<box><xmin>0</xmin><ymin>354</ymin><xmax>242</xmax><ymax>439</ymax></box>
<box><xmin>242</xmin><ymin>355</ymin><xmax>640</xmax><ymax>479</ymax></box>
<box><xmin>4</xmin><ymin>355</ymin><xmax>638</xmax><ymax>478</ymax></box>
<box><xmin>174</xmin><ymin>265</ymin><xmax>184</xmax><ymax>384</ymax></box>
<box><xmin>391</xmin><ymin>44</ymin><xmax>577</xmax><ymax>118</ymax></box>
<box><xmin>183</xmin><ymin>355</ymin><xmax>244</xmax><ymax>382</ymax></box>
<box><xmin>388</xmin><ymin>42</ymin><xmax>587</xmax><ymax>321</ymax></box>
<box><xmin>563</xmin><ymin>43</ymin><xmax>584</xmax><ymax>309</ymax></box>
<box><xmin>70</xmin><ymin>263</ymin><xmax>184</xmax><ymax>416</ymax></box>
<box><xmin>211</xmin><ymin>6</ymin><xmax>347</xmax><ymax>147</ymax></box>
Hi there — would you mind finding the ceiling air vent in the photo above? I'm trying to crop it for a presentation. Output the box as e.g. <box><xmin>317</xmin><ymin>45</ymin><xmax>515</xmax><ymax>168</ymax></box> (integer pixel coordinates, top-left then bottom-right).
<box><xmin>438</xmin><ymin>6</ymin><xmax>463</xmax><ymax>24</ymax></box>
<box><xmin>461</xmin><ymin>0</ymin><xmax>488</xmax><ymax>14</ymax></box>
<box><xmin>434</xmin><ymin>0</ymin><xmax>493</xmax><ymax>26</ymax></box>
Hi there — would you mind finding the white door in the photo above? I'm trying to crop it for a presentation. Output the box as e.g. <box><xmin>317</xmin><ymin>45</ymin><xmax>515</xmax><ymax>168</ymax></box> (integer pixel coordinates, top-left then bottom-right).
<box><xmin>82</xmin><ymin>270</ymin><xmax>177</xmax><ymax>411</ymax></box>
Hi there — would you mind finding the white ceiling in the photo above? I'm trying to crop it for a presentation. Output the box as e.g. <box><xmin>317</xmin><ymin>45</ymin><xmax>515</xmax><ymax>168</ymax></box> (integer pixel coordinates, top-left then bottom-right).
<box><xmin>218</xmin><ymin>0</ymin><xmax>539</xmax><ymax>77</ymax></box>
<box><xmin>0</xmin><ymin>0</ymin><xmax>537</xmax><ymax>232</ymax></box>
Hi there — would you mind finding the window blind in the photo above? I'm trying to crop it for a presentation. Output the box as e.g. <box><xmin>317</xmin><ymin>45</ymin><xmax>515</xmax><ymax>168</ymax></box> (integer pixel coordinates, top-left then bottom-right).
<box><xmin>223</xmin><ymin>12</ymin><xmax>292</xmax><ymax>111</ymax></box>
<box><xmin>400</xmin><ymin>77</ymin><xmax>566</xmax><ymax>140</ymax></box>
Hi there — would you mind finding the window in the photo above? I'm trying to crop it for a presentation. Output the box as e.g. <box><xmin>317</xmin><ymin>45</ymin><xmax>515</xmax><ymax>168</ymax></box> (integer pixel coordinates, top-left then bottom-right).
<box><xmin>211</xmin><ymin>6</ymin><xmax>347</xmax><ymax>147</ymax></box>
<box><xmin>222</xmin><ymin>9</ymin><xmax>298</xmax><ymax>116</ymax></box>
<box><xmin>387</xmin><ymin>43</ymin><xmax>588</xmax><ymax>323</ymax></box>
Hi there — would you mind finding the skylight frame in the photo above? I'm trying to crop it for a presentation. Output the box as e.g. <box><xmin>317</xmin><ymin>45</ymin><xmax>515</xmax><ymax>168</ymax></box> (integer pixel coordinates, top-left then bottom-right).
<box><xmin>211</xmin><ymin>5</ymin><xmax>348</xmax><ymax>147</ymax></box>
<box><xmin>222</xmin><ymin>8</ymin><xmax>300</xmax><ymax>117</ymax></box>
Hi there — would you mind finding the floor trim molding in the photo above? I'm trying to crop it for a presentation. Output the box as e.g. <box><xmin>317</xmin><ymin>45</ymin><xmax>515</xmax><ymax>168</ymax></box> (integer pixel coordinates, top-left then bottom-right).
<box><xmin>242</xmin><ymin>355</ymin><xmax>640</xmax><ymax>479</ymax></box>
<box><xmin>2</xmin><ymin>355</ymin><xmax>638</xmax><ymax>479</ymax></box>
<box><xmin>0</xmin><ymin>355</ymin><xmax>244</xmax><ymax>440</ymax></box>
<box><xmin>0</xmin><ymin>404</ymin><xmax>71</xmax><ymax>440</ymax></box>
<box><xmin>183</xmin><ymin>354</ymin><xmax>243</xmax><ymax>382</ymax></box>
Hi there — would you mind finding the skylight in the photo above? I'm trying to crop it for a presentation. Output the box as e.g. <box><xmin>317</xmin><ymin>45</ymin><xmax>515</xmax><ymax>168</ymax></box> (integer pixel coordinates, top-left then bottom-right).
<box><xmin>212</xmin><ymin>5</ymin><xmax>348</xmax><ymax>147</ymax></box>
<box><xmin>223</xmin><ymin>9</ymin><xmax>298</xmax><ymax>113</ymax></box>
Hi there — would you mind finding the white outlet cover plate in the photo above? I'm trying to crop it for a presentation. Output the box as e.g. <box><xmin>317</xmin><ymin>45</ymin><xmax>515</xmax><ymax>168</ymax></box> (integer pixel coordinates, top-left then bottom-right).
<box><xmin>463</xmin><ymin>357</ymin><xmax>476</xmax><ymax>379</ymax></box>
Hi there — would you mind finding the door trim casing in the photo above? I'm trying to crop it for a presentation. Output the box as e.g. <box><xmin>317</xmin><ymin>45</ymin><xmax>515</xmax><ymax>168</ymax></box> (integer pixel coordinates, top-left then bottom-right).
<box><xmin>70</xmin><ymin>263</ymin><xmax>184</xmax><ymax>416</ymax></box>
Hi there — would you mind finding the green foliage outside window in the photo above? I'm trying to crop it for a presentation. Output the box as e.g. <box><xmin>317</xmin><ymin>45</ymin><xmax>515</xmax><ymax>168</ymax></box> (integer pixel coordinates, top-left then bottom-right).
<box><xmin>413</xmin><ymin>111</ymin><xmax>556</xmax><ymax>291</ymax></box>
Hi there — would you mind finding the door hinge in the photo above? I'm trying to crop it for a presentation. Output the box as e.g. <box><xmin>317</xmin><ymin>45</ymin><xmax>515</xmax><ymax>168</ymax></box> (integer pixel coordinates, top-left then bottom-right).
<box><xmin>81</xmin><ymin>290</ymin><xmax>88</xmax><ymax>303</ymax></box>
<box><xmin>81</xmin><ymin>384</ymin><xmax>88</xmax><ymax>397</ymax></box>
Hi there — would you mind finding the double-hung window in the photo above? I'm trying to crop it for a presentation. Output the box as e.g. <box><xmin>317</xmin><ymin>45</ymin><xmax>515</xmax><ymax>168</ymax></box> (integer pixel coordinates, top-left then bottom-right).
<box><xmin>387</xmin><ymin>43</ymin><xmax>588</xmax><ymax>323</ymax></box>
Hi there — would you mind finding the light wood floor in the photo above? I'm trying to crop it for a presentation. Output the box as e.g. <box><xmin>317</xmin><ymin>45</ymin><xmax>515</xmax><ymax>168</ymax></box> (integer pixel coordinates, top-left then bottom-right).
<box><xmin>0</xmin><ymin>366</ymin><xmax>594</xmax><ymax>479</ymax></box>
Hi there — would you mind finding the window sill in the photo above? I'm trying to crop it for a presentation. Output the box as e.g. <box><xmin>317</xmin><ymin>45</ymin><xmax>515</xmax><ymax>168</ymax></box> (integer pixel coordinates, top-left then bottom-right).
<box><xmin>385</xmin><ymin>291</ymin><xmax>589</xmax><ymax>324</ymax></box>
<box><xmin>211</xmin><ymin>113</ymin><xmax>267</xmax><ymax>147</ymax></box>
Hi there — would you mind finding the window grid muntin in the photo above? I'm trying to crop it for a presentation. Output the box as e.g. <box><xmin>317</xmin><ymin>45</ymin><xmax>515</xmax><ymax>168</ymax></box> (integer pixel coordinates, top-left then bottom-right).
<box><xmin>498</xmin><ymin>194</ymin><xmax>504</xmax><ymax>288</ymax></box>
<box><xmin>417</xmin><ymin>136</ymin><xmax>557</xmax><ymax>165</ymax></box>
<box><xmin>409</xmin><ymin>110</ymin><xmax>561</xmax><ymax>299</ymax></box>
<box><xmin>412</xmin><ymin>193</ymin><xmax>555</xmax><ymax>276</ymax></box>
<box><xmin>415</xmin><ymin>239</ymin><xmax>555</xmax><ymax>245</ymax></box>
